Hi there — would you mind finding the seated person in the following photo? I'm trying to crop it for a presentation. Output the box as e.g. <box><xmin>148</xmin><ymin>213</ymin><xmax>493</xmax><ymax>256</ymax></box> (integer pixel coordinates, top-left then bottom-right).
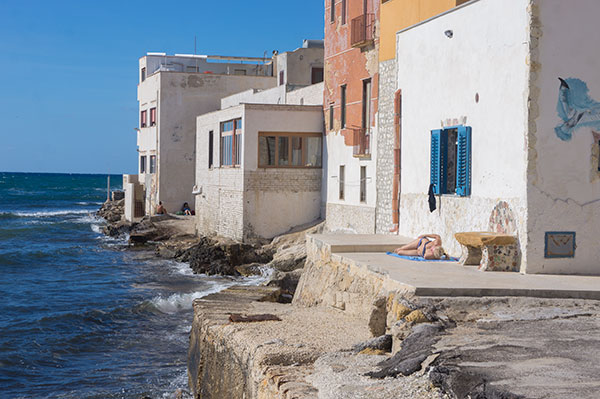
<box><xmin>156</xmin><ymin>201</ymin><xmax>167</xmax><ymax>215</ymax></box>
<box><xmin>394</xmin><ymin>234</ymin><xmax>446</xmax><ymax>260</ymax></box>
<box><xmin>181</xmin><ymin>202</ymin><xmax>192</xmax><ymax>216</ymax></box>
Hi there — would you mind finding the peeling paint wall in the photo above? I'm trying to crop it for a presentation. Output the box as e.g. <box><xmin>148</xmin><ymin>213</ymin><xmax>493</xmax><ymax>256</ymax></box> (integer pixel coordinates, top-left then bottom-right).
<box><xmin>324</xmin><ymin>0</ymin><xmax>380</xmax><ymax>233</ymax></box>
<box><xmin>396</xmin><ymin>0</ymin><xmax>530</xmax><ymax>260</ymax></box>
<box><xmin>526</xmin><ymin>0</ymin><xmax>600</xmax><ymax>274</ymax></box>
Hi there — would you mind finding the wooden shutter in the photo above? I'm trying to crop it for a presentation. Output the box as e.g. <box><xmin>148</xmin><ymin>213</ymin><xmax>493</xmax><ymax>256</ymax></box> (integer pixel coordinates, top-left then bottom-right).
<box><xmin>430</xmin><ymin>129</ymin><xmax>447</xmax><ymax>194</ymax></box>
<box><xmin>456</xmin><ymin>126</ymin><xmax>472</xmax><ymax>196</ymax></box>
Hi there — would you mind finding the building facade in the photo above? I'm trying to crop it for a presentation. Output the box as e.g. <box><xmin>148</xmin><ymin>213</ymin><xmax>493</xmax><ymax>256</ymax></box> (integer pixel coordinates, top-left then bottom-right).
<box><xmin>323</xmin><ymin>0</ymin><xmax>380</xmax><ymax>234</ymax></box>
<box><xmin>123</xmin><ymin>53</ymin><xmax>276</xmax><ymax>221</ymax></box>
<box><xmin>395</xmin><ymin>0</ymin><xmax>600</xmax><ymax>275</ymax></box>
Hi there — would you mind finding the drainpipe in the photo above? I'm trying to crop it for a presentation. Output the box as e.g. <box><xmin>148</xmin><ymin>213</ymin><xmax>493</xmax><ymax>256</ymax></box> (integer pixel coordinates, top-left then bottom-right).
<box><xmin>390</xmin><ymin>89</ymin><xmax>401</xmax><ymax>233</ymax></box>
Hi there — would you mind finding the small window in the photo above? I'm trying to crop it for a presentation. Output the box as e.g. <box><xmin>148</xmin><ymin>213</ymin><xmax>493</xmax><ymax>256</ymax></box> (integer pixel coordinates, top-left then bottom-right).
<box><xmin>340</xmin><ymin>85</ymin><xmax>347</xmax><ymax>128</ymax></box>
<box><xmin>220</xmin><ymin>118</ymin><xmax>242</xmax><ymax>166</ymax></box>
<box><xmin>258</xmin><ymin>133</ymin><xmax>322</xmax><ymax>168</ymax></box>
<box><xmin>208</xmin><ymin>131</ymin><xmax>214</xmax><ymax>168</ymax></box>
<box><xmin>339</xmin><ymin>165</ymin><xmax>345</xmax><ymax>200</ymax></box>
<box><xmin>149</xmin><ymin>107</ymin><xmax>156</xmax><ymax>126</ymax></box>
<box><xmin>329</xmin><ymin>104</ymin><xmax>334</xmax><ymax>131</ymax></box>
<box><xmin>141</xmin><ymin>67</ymin><xmax>146</xmax><ymax>82</ymax></box>
<box><xmin>430</xmin><ymin>126</ymin><xmax>472</xmax><ymax>196</ymax></box>
<box><xmin>330</xmin><ymin>0</ymin><xmax>335</xmax><ymax>23</ymax></box>
<box><xmin>360</xmin><ymin>166</ymin><xmax>367</xmax><ymax>202</ymax></box>
<box><xmin>140</xmin><ymin>155</ymin><xmax>146</xmax><ymax>173</ymax></box>
<box><xmin>140</xmin><ymin>110</ymin><xmax>147</xmax><ymax>128</ymax></box>
<box><xmin>341</xmin><ymin>0</ymin><xmax>347</xmax><ymax>24</ymax></box>
<box><xmin>279</xmin><ymin>70</ymin><xmax>285</xmax><ymax>85</ymax></box>
<box><xmin>311</xmin><ymin>67</ymin><xmax>324</xmax><ymax>84</ymax></box>
<box><xmin>149</xmin><ymin>155</ymin><xmax>156</xmax><ymax>174</ymax></box>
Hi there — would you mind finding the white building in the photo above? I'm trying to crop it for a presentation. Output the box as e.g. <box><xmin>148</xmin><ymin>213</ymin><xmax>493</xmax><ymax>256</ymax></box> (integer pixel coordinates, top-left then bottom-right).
<box><xmin>395</xmin><ymin>0</ymin><xmax>600</xmax><ymax>274</ymax></box>
<box><xmin>194</xmin><ymin>41</ymin><xmax>325</xmax><ymax>241</ymax></box>
<box><xmin>123</xmin><ymin>53</ymin><xmax>276</xmax><ymax>221</ymax></box>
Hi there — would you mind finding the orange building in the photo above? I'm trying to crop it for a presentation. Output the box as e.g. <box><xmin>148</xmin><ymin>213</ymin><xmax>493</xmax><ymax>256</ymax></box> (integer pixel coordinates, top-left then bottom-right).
<box><xmin>323</xmin><ymin>0</ymin><xmax>381</xmax><ymax>234</ymax></box>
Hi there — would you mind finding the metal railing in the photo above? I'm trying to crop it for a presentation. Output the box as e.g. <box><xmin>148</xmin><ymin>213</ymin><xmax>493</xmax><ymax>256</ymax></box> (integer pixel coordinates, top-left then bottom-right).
<box><xmin>352</xmin><ymin>128</ymin><xmax>371</xmax><ymax>156</ymax></box>
<box><xmin>351</xmin><ymin>13</ymin><xmax>375</xmax><ymax>48</ymax></box>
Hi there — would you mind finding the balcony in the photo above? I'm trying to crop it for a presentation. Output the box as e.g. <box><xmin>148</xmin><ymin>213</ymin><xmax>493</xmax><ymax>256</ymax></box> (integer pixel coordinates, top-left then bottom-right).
<box><xmin>351</xmin><ymin>13</ymin><xmax>375</xmax><ymax>48</ymax></box>
<box><xmin>352</xmin><ymin>128</ymin><xmax>371</xmax><ymax>157</ymax></box>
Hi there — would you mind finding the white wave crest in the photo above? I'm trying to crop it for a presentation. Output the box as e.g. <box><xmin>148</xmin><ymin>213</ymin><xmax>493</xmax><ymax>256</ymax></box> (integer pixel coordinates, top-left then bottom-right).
<box><xmin>150</xmin><ymin>283</ymin><xmax>231</xmax><ymax>314</ymax></box>
<box><xmin>14</xmin><ymin>209</ymin><xmax>91</xmax><ymax>218</ymax></box>
<box><xmin>169</xmin><ymin>261</ymin><xmax>195</xmax><ymax>276</ymax></box>
<box><xmin>90</xmin><ymin>224</ymin><xmax>102</xmax><ymax>234</ymax></box>
<box><xmin>76</xmin><ymin>201</ymin><xmax>103</xmax><ymax>206</ymax></box>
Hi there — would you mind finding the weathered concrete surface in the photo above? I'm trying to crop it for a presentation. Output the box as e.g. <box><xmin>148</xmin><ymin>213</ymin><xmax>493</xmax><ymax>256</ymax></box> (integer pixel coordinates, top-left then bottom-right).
<box><xmin>188</xmin><ymin>285</ymin><xmax>373</xmax><ymax>399</ymax></box>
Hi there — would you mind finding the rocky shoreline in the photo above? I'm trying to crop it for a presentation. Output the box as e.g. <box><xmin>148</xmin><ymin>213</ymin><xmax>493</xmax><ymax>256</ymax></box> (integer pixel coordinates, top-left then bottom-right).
<box><xmin>97</xmin><ymin>199</ymin><xmax>600</xmax><ymax>399</ymax></box>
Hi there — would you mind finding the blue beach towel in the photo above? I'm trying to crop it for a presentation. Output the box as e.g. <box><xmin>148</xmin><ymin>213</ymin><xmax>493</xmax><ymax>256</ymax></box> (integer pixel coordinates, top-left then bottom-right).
<box><xmin>386</xmin><ymin>252</ymin><xmax>458</xmax><ymax>262</ymax></box>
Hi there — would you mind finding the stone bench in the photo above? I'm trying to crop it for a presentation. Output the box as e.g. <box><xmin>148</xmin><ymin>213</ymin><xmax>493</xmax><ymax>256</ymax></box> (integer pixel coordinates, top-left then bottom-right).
<box><xmin>454</xmin><ymin>232</ymin><xmax>519</xmax><ymax>272</ymax></box>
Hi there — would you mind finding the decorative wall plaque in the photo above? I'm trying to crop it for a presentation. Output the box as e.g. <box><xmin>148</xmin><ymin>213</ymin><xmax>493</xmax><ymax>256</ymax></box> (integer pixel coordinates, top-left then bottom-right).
<box><xmin>544</xmin><ymin>232</ymin><xmax>576</xmax><ymax>258</ymax></box>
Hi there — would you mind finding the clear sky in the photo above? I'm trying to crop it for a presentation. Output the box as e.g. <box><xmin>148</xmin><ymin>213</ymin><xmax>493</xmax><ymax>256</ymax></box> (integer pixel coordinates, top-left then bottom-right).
<box><xmin>0</xmin><ymin>1</ymin><xmax>324</xmax><ymax>174</ymax></box>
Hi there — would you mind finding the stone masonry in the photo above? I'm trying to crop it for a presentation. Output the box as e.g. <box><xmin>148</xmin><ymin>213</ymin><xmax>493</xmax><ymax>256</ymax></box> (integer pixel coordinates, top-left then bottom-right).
<box><xmin>375</xmin><ymin>59</ymin><xmax>397</xmax><ymax>234</ymax></box>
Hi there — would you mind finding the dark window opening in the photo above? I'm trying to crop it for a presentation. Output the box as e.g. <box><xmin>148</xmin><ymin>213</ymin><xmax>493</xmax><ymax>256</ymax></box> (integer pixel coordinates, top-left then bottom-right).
<box><xmin>340</xmin><ymin>85</ymin><xmax>347</xmax><ymax>128</ymax></box>
<box><xmin>149</xmin><ymin>155</ymin><xmax>156</xmax><ymax>174</ymax></box>
<box><xmin>311</xmin><ymin>67</ymin><xmax>324</xmax><ymax>84</ymax></box>
<box><xmin>279</xmin><ymin>70</ymin><xmax>285</xmax><ymax>85</ymax></box>
<box><xmin>360</xmin><ymin>166</ymin><xmax>367</xmax><ymax>202</ymax></box>
<box><xmin>208</xmin><ymin>131</ymin><xmax>214</xmax><ymax>168</ymax></box>
<box><xmin>140</xmin><ymin>155</ymin><xmax>146</xmax><ymax>173</ymax></box>
<box><xmin>339</xmin><ymin>165</ymin><xmax>345</xmax><ymax>200</ymax></box>
<box><xmin>329</xmin><ymin>104</ymin><xmax>334</xmax><ymax>131</ymax></box>
<box><xmin>141</xmin><ymin>67</ymin><xmax>146</xmax><ymax>82</ymax></box>
<box><xmin>330</xmin><ymin>0</ymin><xmax>335</xmax><ymax>23</ymax></box>
<box><xmin>430</xmin><ymin>126</ymin><xmax>472</xmax><ymax>196</ymax></box>
<box><xmin>341</xmin><ymin>0</ymin><xmax>347</xmax><ymax>24</ymax></box>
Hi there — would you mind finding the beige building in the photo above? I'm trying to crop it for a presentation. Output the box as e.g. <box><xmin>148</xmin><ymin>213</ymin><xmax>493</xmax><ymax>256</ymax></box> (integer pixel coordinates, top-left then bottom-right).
<box><xmin>123</xmin><ymin>53</ymin><xmax>276</xmax><ymax>221</ymax></box>
<box><xmin>194</xmin><ymin>41</ymin><xmax>325</xmax><ymax>241</ymax></box>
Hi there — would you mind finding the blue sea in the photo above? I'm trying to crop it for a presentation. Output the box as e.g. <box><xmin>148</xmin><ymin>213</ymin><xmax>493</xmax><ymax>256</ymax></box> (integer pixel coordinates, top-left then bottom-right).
<box><xmin>0</xmin><ymin>172</ymin><xmax>264</xmax><ymax>398</ymax></box>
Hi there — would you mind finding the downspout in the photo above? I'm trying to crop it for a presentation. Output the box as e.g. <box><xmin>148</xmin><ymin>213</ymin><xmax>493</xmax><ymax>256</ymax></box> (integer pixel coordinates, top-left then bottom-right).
<box><xmin>390</xmin><ymin>89</ymin><xmax>401</xmax><ymax>233</ymax></box>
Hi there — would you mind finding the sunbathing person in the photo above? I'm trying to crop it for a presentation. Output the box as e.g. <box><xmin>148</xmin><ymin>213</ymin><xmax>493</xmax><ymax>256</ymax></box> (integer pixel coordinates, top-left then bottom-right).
<box><xmin>181</xmin><ymin>202</ymin><xmax>192</xmax><ymax>216</ymax></box>
<box><xmin>394</xmin><ymin>234</ymin><xmax>446</xmax><ymax>260</ymax></box>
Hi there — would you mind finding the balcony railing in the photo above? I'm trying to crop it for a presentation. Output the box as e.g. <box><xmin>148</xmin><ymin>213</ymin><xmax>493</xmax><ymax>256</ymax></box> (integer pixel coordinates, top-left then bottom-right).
<box><xmin>351</xmin><ymin>13</ymin><xmax>375</xmax><ymax>48</ymax></box>
<box><xmin>352</xmin><ymin>128</ymin><xmax>371</xmax><ymax>157</ymax></box>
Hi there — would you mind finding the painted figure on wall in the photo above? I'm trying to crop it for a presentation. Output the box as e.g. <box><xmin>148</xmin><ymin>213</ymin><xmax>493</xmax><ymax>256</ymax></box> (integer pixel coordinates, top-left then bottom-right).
<box><xmin>556</xmin><ymin>77</ymin><xmax>600</xmax><ymax>141</ymax></box>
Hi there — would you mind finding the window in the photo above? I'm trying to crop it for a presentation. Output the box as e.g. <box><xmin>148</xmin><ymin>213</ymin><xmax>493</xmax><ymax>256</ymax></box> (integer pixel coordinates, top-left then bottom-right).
<box><xmin>220</xmin><ymin>118</ymin><xmax>242</xmax><ymax>166</ymax></box>
<box><xmin>141</xmin><ymin>67</ymin><xmax>146</xmax><ymax>82</ymax></box>
<box><xmin>279</xmin><ymin>70</ymin><xmax>285</xmax><ymax>85</ymax></box>
<box><xmin>258</xmin><ymin>133</ymin><xmax>322</xmax><ymax>168</ymax></box>
<box><xmin>149</xmin><ymin>107</ymin><xmax>156</xmax><ymax>126</ymax></box>
<box><xmin>339</xmin><ymin>165</ymin><xmax>345</xmax><ymax>200</ymax></box>
<box><xmin>330</xmin><ymin>0</ymin><xmax>335</xmax><ymax>23</ymax></box>
<box><xmin>149</xmin><ymin>155</ymin><xmax>156</xmax><ymax>174</ymax></box>
<box><xmin>430</xmin><ymin>126</ymin><xmax>472</xmax><ymax>196</ymax></box>
<box><xmin>140</xmin><ymin>110</ymin><xmax>147</xmax><ymax>128</ymax></box>
<box><xmin>360</xmin><ymin>166</ymin><xmax>367</xmax><ymax>202</ymax></box>
<box><xmin>362</xmin><ymin>79</ymin><xmax>371</xmax><ymax>129</ymax></box>
<box><xmin>340</xmin><ymin>85</ymin><xmax>347</xmax><ymax>128</ymax></box>
<box><xmin>329</xmin><ymin>104</ymin><xmax>334</xmax><ymax>130</ymax></box>
<box><xmin>234</xmin><ymin>69</ymin><xmax>247</xmax><ymax>75</ymax></box>
<box><xmin>208</xmin><ymin>131</ymin><xmax>214</xmax><ymax>168</ymax></box>
<box><xmin>140</xmin><ymin>155</ymin><xmax>146</xmax><ymax>173</ymax></box>
<box><xmin>311</xmin><ymin>67</ymin><xmax>324</xmax><ymax>84</ymax></box>
<box><xmin>341</xmin><ymin>0</ymin><xmax>347</xmax><ymax>24</ymax></box>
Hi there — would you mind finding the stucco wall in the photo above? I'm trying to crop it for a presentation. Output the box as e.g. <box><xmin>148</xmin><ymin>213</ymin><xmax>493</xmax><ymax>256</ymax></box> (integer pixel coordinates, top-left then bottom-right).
<box><xmin>286</xmin><ymin>82</ymin><xmax>324</xmax><ymax>106</ymax></box>
<box><xmin>196</xmin><ymin>104</ymin><xmax>324</xmax><ymax>240</ymax></box>
<box><xmin>220</xmin><ymin>86</ymin><xmax>286</xmax><ymax>109</ymax></box>
<box><xmin>396</xmin><ymin>0</ymin><xmax>530</xmax><ymax>259</ymax></box>
<box><xmin>526</xmin><ymin>0</ymin><xmax>600</xmax><ymax>274</ymax></box>
<box><xmin>156</xmin><ymin>73</ymin><xmax>275</xmax><ymax>215</ymax></box>
<box><xmin>277</xmin><ymin>47</ymin><xmax>324</xmax><ymax>87</ymax></box>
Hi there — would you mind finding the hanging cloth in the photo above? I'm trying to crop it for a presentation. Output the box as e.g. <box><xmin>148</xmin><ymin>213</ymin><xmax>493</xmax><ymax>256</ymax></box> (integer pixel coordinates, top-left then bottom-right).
<box><xmin>428</xmin><ymin>184</ymin><xmax>436</xmax><ymax>213</ymax></box>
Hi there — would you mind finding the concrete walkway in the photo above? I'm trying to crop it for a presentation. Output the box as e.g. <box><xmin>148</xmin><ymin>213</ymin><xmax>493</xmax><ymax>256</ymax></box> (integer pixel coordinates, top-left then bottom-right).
<box><xmin>311</xmin><ymin>234</ymin><xmax>600</xmax><ymax>299</ymax></box>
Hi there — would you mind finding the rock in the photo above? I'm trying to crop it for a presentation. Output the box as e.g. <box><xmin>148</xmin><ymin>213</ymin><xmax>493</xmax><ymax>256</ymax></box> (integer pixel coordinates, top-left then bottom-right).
<box><xmin>264</xmin><ymin>220</ymin><xmax>325</xmax><ymax>272</ymax></box>
<box><xmin>111</xmin><ymin>190</ymin><xmax>124</xmax><ymax>201</ymax></box>
<box><xmin>366</xmin><ymin>323</ymin><xmax>444</xmax><ymax>379</ymax></box>
<box><xmin>97</xmin><ymin>199</ymin><xmax>125</xmax><ymax>223</ymax></box>
<box><xmin>235</xmin><ymin>263</ymin><xmax>265</xmax><ymax>277</ymax></box>
<box><xmin>352</xmin><ymin>334</ymin><xmax>392</xmax><ymax>354</ymax></box>
<box><xmin>404</xmin><ymin>310</ymin><xmax>429</xmax><ymax>324</ymax></box>
<box><xmin>266</xmin><ymin>269</ymin><xmax>303</xmax><ymax>295</ymax></box>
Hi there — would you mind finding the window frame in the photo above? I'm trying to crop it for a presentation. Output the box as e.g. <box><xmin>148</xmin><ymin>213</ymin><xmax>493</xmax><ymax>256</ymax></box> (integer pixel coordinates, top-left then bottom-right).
<box><xmin>220</xmin><ymin>118</ymin><xmax>242</xmax><ymax>167</ymax></box>
<box><xmin>149</xmin><ymin>107</ymin><xmax>157</xmax><ymax>126</ymax></box>
<box><xmin>149</xmin><ymin>155</ymin><xmax>156</xmax><ymax>174</ymax></box>
<box><xmin>430</xmin><ymin>125</ymin><xmax>472</xmax><ymax>197</ymax></box>
<box><xmin>140</xmin><ymin>110</ymin><xmax>147</xmax><ymax>128</ymax></box>
<box><xmin>257</xmin><ymin>132</ymin><xmax>322</xmax><ymax>169</ymax></box>
<box><xmin>140</xmin><ymin>155</ymin><xmax>146</xmax><ymax>174</ymax></box>
<box><xmin>340</xmin><ymin>84</ymin><xmax>347</xmax><ymax>128</ymax></box>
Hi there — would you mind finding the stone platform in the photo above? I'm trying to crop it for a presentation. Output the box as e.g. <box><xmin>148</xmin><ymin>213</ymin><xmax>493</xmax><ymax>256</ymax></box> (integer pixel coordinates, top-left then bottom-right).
<box><xmin>303</xmin><ymin>234</ymin><xmax>600</xmax><ymax>300</ymax></box>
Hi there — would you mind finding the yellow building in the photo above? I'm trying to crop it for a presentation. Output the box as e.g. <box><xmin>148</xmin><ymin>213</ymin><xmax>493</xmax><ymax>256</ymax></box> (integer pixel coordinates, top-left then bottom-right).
<box><xmin>379</xmin><ymin>0</ymin><xmax>470</xmax><ymax>61</ymax></box>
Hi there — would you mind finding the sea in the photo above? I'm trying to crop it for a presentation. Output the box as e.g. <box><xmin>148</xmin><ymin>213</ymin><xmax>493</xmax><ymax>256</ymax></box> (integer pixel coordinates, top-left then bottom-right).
<box><xmin>0</xmin><ymin>172</ymin><xmax>267</xmax><ymax>399</ymax></box>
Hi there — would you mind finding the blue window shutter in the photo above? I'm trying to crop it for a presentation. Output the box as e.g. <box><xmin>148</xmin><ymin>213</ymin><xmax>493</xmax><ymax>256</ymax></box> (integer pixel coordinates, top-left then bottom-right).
<box><xmin>430</xmin><ymin>129</ymin><xmax>447</xmax><ymax>194</ymax></box>
<box><xmin>456</xmin><ymin>126</ymin><xmax>472</xmax><ymax>196</ymax></box>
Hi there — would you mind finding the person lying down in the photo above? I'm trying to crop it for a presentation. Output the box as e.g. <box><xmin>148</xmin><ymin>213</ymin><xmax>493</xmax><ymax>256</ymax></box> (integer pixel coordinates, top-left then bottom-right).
<box><xmin>393</xmin><ymin>234</ymin><xmax>447</xmax><ymax>260</ymax></box>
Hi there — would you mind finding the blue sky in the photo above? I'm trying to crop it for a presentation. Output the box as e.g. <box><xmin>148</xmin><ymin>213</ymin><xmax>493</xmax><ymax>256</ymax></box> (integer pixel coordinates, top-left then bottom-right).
<box><xmin>0</xmin><ymin>1</ymin><xmax>324</xmax><ymax>174</ymax></box>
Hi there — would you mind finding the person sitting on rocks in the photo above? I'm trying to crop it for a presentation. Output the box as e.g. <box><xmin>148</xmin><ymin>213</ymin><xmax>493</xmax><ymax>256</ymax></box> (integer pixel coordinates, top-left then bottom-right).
<box><xmin>394</xmin><ymin>234</ymin><xmax>446</xmax><ymax>260</ymax></box>
<box><xmin>156</xmin><ymin>201</ymin><xmax>167</xmax><ymax>215</ymax></box>
<box><xmin>181</xmin><ymin>202</ymin><xmax>192</xmax><ymax>216</ymax></box>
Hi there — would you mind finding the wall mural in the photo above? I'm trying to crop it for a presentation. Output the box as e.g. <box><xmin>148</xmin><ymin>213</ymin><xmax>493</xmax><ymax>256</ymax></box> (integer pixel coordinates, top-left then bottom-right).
<box><xmin>556</xmin><ymin>77</ymin><xmax>600</xmax><ymax>141</ymax></box>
